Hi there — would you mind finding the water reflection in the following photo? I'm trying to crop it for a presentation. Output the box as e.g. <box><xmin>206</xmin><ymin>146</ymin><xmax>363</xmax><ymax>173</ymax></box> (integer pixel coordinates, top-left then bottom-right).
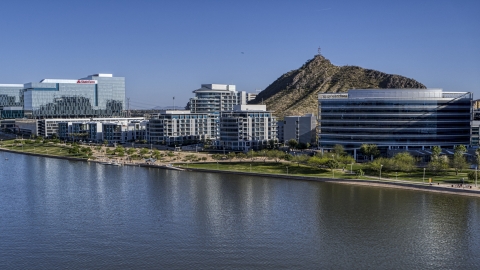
<box><xmin>0</xmin><ymin>152</ymin><xmax>480</xmax><ymax>269</ymax></box>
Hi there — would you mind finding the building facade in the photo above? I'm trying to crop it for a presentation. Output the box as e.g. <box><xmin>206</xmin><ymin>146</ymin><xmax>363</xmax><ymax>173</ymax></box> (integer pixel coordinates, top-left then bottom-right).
<box><xmin>0</xmin><ymin>84</ymin><xmax>24</xmax><ymax>119</ymax></box>
<box><xmin>188</xmin><ymin>84</ymin><xmax>247</xmax><ymax>114</ymax></box>
<box><xmin>0</xmin><ymin>84</ymin><xmax>23</xmax><ymax>108</ymax></box>
<box><xmin>148</xmin><ymin>110</ymin><xmax>218</xmax><ymax>146</ymax></box>
<box><xmin>20</xmin><ymin>73</ymin><xmax>125</xmax><ymax>119</ymax></box>
<box><xmin>217</xmin><ymin>105</ymin><xmax>277</xmax><ymax>151</ymax></box>
<box><xmin>280</xmin><ymin>114</ymin><xmax>317</xmax><ymax>145</ymax></box>
<box><xmin>57</xmin><ymin>118</ymin><xmax>147</xmax><ymax>143</ymax></box>
<box><xmin>318</xmin><ymin>89</ymin><xmax>472</xmax><ymax>156</ymax></box>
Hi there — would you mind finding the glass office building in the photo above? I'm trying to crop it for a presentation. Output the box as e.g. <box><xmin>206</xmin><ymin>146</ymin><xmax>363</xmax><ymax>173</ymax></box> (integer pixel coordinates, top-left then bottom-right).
<box><xmin>318</xmin><ymin>89</ymin><xmax>472</xmax><ymax>152</ymax></box>
<box><xmin>0</xmin><ymin>84</ymin><xmax>23</xmax><ymax>108</ymax></box>
<box><xmin>22</xmin><ymin>73</ymin><xmax>125</xmax><ymax>118</ymax></box>
<box><xmin>0</xmin><ymin>84</ymin><xmax>24</xmax><ymax>119</ymax></box>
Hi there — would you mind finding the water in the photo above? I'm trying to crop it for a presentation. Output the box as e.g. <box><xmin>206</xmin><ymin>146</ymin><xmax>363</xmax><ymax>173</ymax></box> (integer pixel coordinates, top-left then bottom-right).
<box><xmin>1</xmin><ymin>151</ymin><xmax>480</xmax><ymax>269</ymax></box>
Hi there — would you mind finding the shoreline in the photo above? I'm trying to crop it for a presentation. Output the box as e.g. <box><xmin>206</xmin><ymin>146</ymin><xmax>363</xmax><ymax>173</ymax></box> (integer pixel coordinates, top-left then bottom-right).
<box><xmin>183</xmin><ymin>167</ymin><xmax>480</xmax><ymax>198</ymax></box>
<box><xmin>2</xmin><ymin>148</ymin><xmax>480</xmax><ymax>198</ymax></box>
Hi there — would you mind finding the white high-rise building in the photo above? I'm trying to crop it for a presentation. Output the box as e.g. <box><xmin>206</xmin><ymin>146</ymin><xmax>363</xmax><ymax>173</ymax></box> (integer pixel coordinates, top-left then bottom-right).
<box><xmin>188</xmin><ymin>84</ymin><xmax>247</xmax><ymax>114</ymax></box>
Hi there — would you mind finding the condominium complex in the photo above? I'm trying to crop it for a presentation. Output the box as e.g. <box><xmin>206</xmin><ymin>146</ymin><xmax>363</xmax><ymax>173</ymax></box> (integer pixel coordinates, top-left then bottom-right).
<box><xmin>57</xmin><ymin>118</ymin><xmax>147</xmax><ymax>143</ymax></box>
<box><xmin>148</xmin><ymin>110</ymin><xmax>218</xmax><ymax>145</ymax></box>
<box><xmin>187</xmin><ymin>84</ymin><xmax>247</xmax><ymax>114</ymax></box>
<box><xmin>318</xmin><ymin>89</ymin><xmax>472</xmax><ymax>155</ymax></box>
<box><xmin>217</xmin><ymin>105</ymin><xmax>277</xmax><ymax>151</ymax></box>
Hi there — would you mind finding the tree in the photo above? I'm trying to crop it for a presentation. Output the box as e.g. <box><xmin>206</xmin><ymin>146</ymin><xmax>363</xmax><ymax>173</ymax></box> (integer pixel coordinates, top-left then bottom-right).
<box><xmin>428</xmin><ymin>146</ymin><xmax>448</xmax><ymax>175</ymax></box>
<box><xmin>287</xmin><ymin>139</ymin><xmax>298</xmax><ymax>150</ymax></box>
<box><xmin>308</xmin><ymin>155</ymin><xmax>329</xmax><ymax>169</ymax></box>
<box><xmin>392</xmin><ymin>152</ymin><xmax>415</xmax><ymax>172</ymax></box>
<box><xmin>227</xmin><ymin>152</ymin><xmax>236</xmax><ymax>161</ymax></box>
<box><xmin>368</xmin><ymin>158</ymin><xmax>389</xmax><ymax>173</ymax></box>
<box><xmin>297</xmin><ymin>142</ymin><xmax>307</xmax><ymax>150</ymax></box>
<box><xmin>268</xmin><ymin>139</ymin><xmax>276</xmax><ymax>149</ymax></box>
<box><xmin>360</xmin><ymin>144</ymin><xmax>380</xmax><ymax>161</ymax></box>
<box><xmin>211</xmin><ymin>154</ymin><xmax>222</xmax><ymax>160</ymax></box>
<box><xmin>267</xmin><ymin>149</ymin><xmax>284</xmax><ymax>163</ymax></box>
<box><xmin>431</xmin><ymin>146</ymin><xmax>442</xmax><ymax>160</ymax></box>
<box><xmin>68</xmin><ymin>145</ymin><xmax>81</xmax><ymax>155</ymax></box>
<box><xmin>236</xmin><ymin>152</ymin><xmax>247</xmax><ymax>161</ymax></box>
<box><xmin>338</xmin><ymin>155</ymin><xmax>355</xmax><ymax>169</ymax></box>
<box><xmin>115</xmin><ymin>146</ymin><xmax>125</xmax><ymax>156</ymax></box>
<box><xmin>332</xmin><ymin>144</ymin><xmax>346</xmax><ymax>159</ymax></box>
<box><xmin>452</xmin><ymin>145</ymin><xmax>468</xmax><ymax>175</ymax></box>
<box><xmin>476</xmin><ymin>148</ymin><xmax>480</xmax><ymax>168</ymax></box>
<box><xmin>126</xmin><ymin>148</ymin><xmax>136</xmax><ymax>155</ymax></box>
<box><xmin>152</xmin><ymin>149</ymin><xmax>161</xmax><ymax>159</ymax></box>
<box><xmin>325</xmin><ymin>159</ymin><xmax>339</xmax><ymax>171</ymax></box>
<box><xmin>139</xmin><ymin>148</ymin><xmax>149</xmax><ymax>158</ymax></box>
<box><xmin>468</xmin><ymin>171</ymin><xmax>476</xmax><ymax>182</ymax></box>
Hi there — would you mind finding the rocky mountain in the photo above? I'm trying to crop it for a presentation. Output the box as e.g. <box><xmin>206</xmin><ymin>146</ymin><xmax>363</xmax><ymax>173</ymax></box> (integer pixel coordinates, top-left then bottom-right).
<box><xmin>250</xmin><ymin>54</ymin><xmax>426</xmax><ymax>119</ymax></box>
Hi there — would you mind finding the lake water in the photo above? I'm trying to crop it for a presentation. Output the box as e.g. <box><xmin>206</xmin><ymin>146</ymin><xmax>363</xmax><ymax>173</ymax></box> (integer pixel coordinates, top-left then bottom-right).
<box><xmin>1</xmin><ymin>151</ymin><xmax>480</xmax><ymax>269</ymax></box>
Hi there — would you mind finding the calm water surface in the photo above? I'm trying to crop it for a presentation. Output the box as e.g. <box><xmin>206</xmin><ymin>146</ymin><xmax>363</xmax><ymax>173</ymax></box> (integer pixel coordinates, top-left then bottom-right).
<box><xmin>1</xmin><ymin>151</ymin><xmax>480</xmax><ymax>269</ymax></box>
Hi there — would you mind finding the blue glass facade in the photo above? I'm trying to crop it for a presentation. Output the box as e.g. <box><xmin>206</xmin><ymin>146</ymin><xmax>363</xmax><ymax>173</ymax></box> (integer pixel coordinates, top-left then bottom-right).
<box><xmin>21</xmin><ymin>74</ymin><xmax>125</xmax><ymax>118</ymax></box>
<box><xmin>318</xmin><ymin>89</ymin><xmax>472</xmax><ymax>150</ymax></box>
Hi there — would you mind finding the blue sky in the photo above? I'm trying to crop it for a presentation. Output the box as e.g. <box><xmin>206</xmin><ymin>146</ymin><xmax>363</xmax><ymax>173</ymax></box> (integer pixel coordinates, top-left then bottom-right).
<box><xmin>0</xmin><ymin>0</ymin><xmax>478</xmax><ymax>109</ymax></box>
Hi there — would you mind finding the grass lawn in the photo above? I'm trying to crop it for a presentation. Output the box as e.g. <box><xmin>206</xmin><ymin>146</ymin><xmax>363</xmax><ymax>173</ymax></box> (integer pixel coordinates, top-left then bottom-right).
<box><xmin>183</xmin><ymin>161</ymin><xmax>474</xmax><ymax>184</ymax></box>
<box><xmin>184</xmin><ymin>161</ymin><xmax>337</xmax><ymax>178</ymax></box>
<box><xmin>379</xmin><ymin>169</ymin><xmax>471</xmax><ymax>183</ymax></box>
<box><xmin>1</xmin><ymin>140</ymin><xmax>91</xmax><ymax>159</ymax></box>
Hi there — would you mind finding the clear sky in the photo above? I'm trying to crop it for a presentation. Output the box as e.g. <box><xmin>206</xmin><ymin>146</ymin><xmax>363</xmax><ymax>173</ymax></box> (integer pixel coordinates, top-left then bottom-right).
<box><xmin>0</xmin><ymin>0</ymin><xmax>478</xmax><ymax>109</ymax></box>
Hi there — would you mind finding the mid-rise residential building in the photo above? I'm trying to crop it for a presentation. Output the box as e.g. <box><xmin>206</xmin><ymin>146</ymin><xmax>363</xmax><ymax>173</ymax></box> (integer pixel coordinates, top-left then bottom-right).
<box><xmin>57</xmin><ymin>118</ymin><xmax>147</xmax><ymax>143</ymax></box>
<box><xmin>217</xmin><ymin>104</ymin><xmax>277</xmax><ymax>151</ymax></box>
<box><xmin>318</xmin><ymin>89</ymin><xmax>472</xmax><ymax>157</ymax></box>
<box><xmin>279</xmin><ymin>114</ymin><xmax>317</xmax><ymax>145</ymax></box>
<box><xmin>246</xmin><ymin>92</ymin><xmax>258</xmax><ymax>102</ymax></box>
<box><xmin>187</xmin><ymin>84</ymin><xmax>247</xmax><ymax>114</ymax></box>
<box><xmin>148</xmin><ymin>110</ymin><xmax>218</xmax><ymax>146</ymax></box>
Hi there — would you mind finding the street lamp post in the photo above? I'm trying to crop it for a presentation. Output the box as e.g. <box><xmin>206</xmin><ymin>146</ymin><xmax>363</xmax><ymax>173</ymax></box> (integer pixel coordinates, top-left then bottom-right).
<box><xmin>250</xmin><ymin>163</ymin><xmax>252</xmax><ymax>172</ymax></box>
<box><xmin>350</xmin><ymin>163</ymin><xmax>354</xmax><ymax>173</ymax></box>
<box><xmin>423</xmin><ymin>168</ymin><xmax>426</xmax><ymax>184</ymax></box>
<box><xmin>379</xmin><ymin>164</ymin><xmax>383</xmax><ymax>180</ymax></box>
<box><xmin>286</xmin><ymin>166</ymin><xmax>289</xmax><ymax>175</ymax></box>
